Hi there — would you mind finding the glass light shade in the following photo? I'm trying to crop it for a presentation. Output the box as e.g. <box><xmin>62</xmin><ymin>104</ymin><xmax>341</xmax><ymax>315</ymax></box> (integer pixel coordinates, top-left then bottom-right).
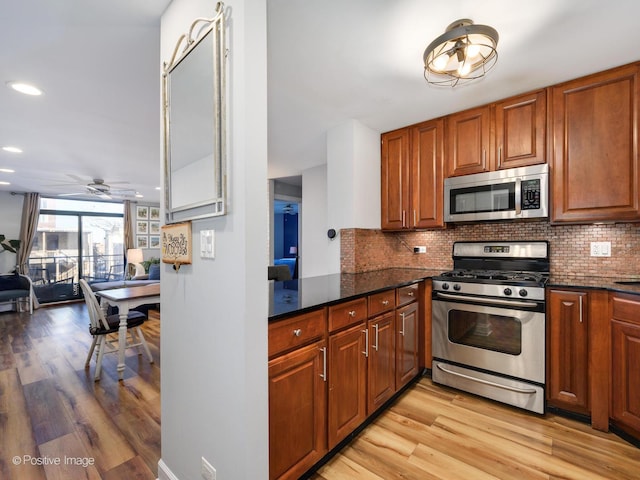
<box><xmin>423</xmin><ymin>19</ymin><xmax>499</xmax><ymax>87</ymax></box>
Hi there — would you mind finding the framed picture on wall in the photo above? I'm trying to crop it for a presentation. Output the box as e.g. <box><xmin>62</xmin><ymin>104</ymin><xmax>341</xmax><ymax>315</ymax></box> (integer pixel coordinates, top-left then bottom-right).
<box><xmin>137</xmin><ymin>235</ymin><xmax>149</xmax><ymax>249</ymax></box>
<box><xmin>149</xmin><ymin>207</ymin><xmax>160</xmax><ymax>220</ymax></box>
<box><xmin>136</xmin><ymin>221</ymin><xmax>148</xmax><ymax>235</ymax></box>
<box><xmin>137</xmin><ymin>205</ymin><xmax>149</xmax><ymax>219</ymax></box>
<box><xmin>149</xmin><ymin>221</ymin><xmax>160</xmax><ymax>235</ymax></box>
<box><xmin>149</xmin><ymin>235</ymin><xmax>160</xmax><ymax>248</ymax></box>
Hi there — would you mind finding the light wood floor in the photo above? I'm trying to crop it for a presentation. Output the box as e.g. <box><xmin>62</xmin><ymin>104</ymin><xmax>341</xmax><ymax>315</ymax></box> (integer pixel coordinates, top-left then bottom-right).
<box><xmin>312</xmin><ymin>378</ymin><xmax>640</xmax><ymax>480</ymax></box>
<box><xmin>0</xmin><ymin>303</ymin><xmax>161</xmax><ymax>480</ymax></box>
<box><xmin>3</xmin><ymin>305</ymin><xmax>640</xmax><ymax>480</ymax></box>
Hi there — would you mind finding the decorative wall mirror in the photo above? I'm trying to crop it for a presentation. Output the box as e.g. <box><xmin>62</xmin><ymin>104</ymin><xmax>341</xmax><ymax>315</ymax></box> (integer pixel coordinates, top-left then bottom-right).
<box><xmin>163</xmin><ymin>2</ymin><xmax>227</xmax><ymax>223</ymax></box>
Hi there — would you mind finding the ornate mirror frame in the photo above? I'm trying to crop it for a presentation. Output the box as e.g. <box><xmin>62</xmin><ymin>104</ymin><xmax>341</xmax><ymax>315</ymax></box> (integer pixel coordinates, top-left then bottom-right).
<box><xmin>163</xmin><ymin>2</ymin><xmax>227</xmax><ymax>223</ymax></box>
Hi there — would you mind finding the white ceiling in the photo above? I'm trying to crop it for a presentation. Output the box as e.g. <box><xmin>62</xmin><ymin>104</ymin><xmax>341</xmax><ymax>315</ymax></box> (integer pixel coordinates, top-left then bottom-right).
<box><xmin>2</xmin><ymin>0</ymin><xmax>640</xmax><ymax>203</ymax></box>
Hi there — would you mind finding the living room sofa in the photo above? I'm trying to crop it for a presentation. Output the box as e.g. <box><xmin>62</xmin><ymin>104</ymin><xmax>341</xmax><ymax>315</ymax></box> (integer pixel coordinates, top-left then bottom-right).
<box><xmin>0</xmin><ymin>273</ymin><xmax>33</xmax><ymax>313</ymax></box>
<box><xmin>88</xmin><ymin>263</ymin><xmax>161</xmax><ymax>293</ymax></box>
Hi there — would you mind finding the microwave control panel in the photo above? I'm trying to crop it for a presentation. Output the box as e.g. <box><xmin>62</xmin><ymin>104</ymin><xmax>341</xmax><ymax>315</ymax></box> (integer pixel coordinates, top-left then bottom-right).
<box><xmin>521</xmin><ymin>179</ymin><xmax>541</xmax><ymax>210</ymax></box>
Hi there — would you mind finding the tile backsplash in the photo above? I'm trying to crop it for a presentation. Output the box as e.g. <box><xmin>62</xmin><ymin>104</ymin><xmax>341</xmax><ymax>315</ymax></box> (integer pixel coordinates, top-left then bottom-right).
<box><xmin>340</xmin><ymin>221</ymin><xmax>640</xmax><ymax>278</ymax></box>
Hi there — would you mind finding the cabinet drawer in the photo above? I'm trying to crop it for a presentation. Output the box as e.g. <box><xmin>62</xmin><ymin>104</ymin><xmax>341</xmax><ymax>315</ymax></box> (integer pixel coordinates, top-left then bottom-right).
<box><xmin>328</xmin><ymin>298</ymin><xmax>367</xmax><ymax>332</ymax></box>
<box><xmin>397</xmin><ymin>283</ymin><xmax>419</xmax><ymax>306</ymax></box>
<box><xmin>612</xmin><ymin>294</ymin><xmax>640</xmax><ymax>326</ymax></box>
<box><xmin>368</xmin><ymin>290</ymin><xmax>396</xmax><ymax>317</ymax></box>
<box><xmin>269</xmin><ymin>308</ymin><xmax>326</xmax><ymax>358</ymax></box>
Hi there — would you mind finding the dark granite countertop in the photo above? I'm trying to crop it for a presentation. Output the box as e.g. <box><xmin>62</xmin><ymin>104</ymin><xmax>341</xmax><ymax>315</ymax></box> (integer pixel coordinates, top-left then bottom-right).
<box><xmin>548</xmin><ymin>275</ymin><xmax>640</xmax><ymax>296</ymax></box>
<box><xmin>269</xmin><ymin>269</ymin><xmax>640</xmax><ymax>321</ymax></box>
<box><xmin>269</xmin><ymin>268</ymin><xmax>441</xmax><ymax>320</ymax></box>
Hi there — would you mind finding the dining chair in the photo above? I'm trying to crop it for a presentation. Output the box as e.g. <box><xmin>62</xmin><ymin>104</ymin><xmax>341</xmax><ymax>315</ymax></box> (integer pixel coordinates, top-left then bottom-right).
<box><xmin>79</xmin><ymin>279</ymin><xmax>153</xmax><ymax>381</ymax></box>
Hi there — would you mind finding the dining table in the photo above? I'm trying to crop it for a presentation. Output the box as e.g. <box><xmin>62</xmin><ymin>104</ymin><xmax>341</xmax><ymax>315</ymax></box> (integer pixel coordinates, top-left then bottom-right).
<box><xmin>95</xmin><ymin>282</ymin><xmax>160</xmax><ymax>380</ymax></box>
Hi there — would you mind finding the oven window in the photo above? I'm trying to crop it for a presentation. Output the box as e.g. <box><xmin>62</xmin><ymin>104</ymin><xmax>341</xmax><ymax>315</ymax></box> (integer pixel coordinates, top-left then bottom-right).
<box><xmin>448</xmin><ymin>310</ymin><xmax>522</xmax><ymax>355</ymax></box>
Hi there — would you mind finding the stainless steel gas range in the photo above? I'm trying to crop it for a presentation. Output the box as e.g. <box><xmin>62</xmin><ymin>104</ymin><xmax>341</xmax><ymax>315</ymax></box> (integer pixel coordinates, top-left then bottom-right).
<box><xmin>431</xmin><ymin>241</ymin><xmax>549</xmax><ymax>414</ymax></box>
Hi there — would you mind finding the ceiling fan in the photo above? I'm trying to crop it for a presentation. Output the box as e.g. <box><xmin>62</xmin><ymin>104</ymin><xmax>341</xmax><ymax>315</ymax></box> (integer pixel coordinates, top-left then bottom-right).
<box><xmin>49</xmin><ymin>175</ymin><xmax>136</xmax><ymax>199</ymax></box>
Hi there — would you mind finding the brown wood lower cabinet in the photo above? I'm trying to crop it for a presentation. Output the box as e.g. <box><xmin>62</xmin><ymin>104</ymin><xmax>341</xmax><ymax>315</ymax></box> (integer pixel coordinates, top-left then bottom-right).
<box><xmin>547</xmin><ymin>289</ymin><xmax>590</xmax><ymax>415</ymax></box>
<box><xmin>328</xmin><ymin>322</ymin><xmax>367</xmax><ymax>448</ymax></box>
<box><xmin>396</xmin><ymin>301</ymin><xmax>419</xmax><ymax>389</ymax></box>
<box><xmin>269</xmin><ymin>281</ymin><xmax>425</xmax><ymax>479</ymax></box>
<box><xmin>611</xmin><ymin>294</ymin><xmax>640</xmax><ymax>438</ymax></box>
<box><xmin>268</xmin><ymin>340</ymin><xmax>327</xmax><ymax>480</ymax></box>
<box><xmin>367</xmin><ymin>311</ymin><xmax>396</xmax><ymax>413</ymax></box>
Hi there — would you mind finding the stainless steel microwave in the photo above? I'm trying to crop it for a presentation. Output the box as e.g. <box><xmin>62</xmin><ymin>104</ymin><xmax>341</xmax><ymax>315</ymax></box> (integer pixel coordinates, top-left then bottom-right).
<box><xmin>444</xmin><ymin>164</ymin><xmax>549</xmax><ymax>222</ymax></box>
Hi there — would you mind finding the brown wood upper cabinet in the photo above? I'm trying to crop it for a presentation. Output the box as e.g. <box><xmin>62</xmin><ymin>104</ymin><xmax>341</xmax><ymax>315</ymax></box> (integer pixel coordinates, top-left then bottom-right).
<box><xmin>381</xmin><ymin>118</ymin><xmax>444</xmax><ymax>230</ymax></box>
<box><xmin>446</xmin><ymin>90</ymin><xmax>546</xmax><ymax>177</ymax></box>
<box><xmin>550</xmin><ymin>63</ymin><xmax>640</xmax><ymax>223</ymax></box>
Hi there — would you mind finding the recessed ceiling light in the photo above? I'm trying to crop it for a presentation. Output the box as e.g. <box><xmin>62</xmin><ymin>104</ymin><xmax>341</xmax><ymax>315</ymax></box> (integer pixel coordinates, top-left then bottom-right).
<box><xmin>2</xmin><ymin>146</ymin><xmax>22</xmax><ymax>153</ymax></box>
<box><xmin>6</xmin><ymin>81</ymin><xmax>43</xmax><ymax>96</ymax></box>
<box><xmin>155</xmin><ymin>186</ymin><xmax>161</xmax><ymax>190</ymax></box>
<box><xmin>0</xmin><ymin>168</ymin><xmax>15</xmax><ymax>173</ymax></box>
<box><xmin>0</xmin><ymin>181</ymin><xmax>10</xmax><ymax>186</ymax></box>
<box><xmin>135</xmin><ymin>193</ymin><xmax>144</xmax><ymax>198</ymax></box>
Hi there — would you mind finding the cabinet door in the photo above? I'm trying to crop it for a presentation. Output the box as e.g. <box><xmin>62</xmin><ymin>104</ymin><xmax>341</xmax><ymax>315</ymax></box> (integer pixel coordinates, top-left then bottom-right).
<box><xmin>396</xmin><ymin>301</ymin><xmax>420</xmax><ymax>389</ymax></box>
<box><xmin>381</xmin><ymin>128</ymin><xmax>410</xmax><ymax>229</ymax></box>
<box><xmin>446</xmin><ymin>106</ymin><xmax>491</xmax><ymax>177</ymax></box>
<box><xmin>368</xmin><ymin>312</ymin><xmax>396</xmax><ymax>414</ymax></box>
<box><xmin>269</xmin><ymin>340</ymin><xmax>327</xmax><ymax>480</ymax></box>
<box><xmin>551</xmin><ymin>64</ymin><xmax>640</xmax><ymax>223</ymax></box>
<box><xmin>411</xmin><ymin>119</ymin><xmax>444</xmax><ymax>228</ymax></box>
<box><xmin>328</xmin><ymin>323</ymin><xmax>367</xmax><ymax>448</ymax></box>
<box><xmin>494</xmin><ymin>90</ymin><xmax>546</xmax><ymax>170</ymax></box>
<box><xmin>611</xmin><ymin>294</ymin><xmax>640</xmax><ymax>438</ymax></box>
<box><xmin>547</xmin><ymin>290</ymin><xmax>589</xmax><ymax>414</ymax></box>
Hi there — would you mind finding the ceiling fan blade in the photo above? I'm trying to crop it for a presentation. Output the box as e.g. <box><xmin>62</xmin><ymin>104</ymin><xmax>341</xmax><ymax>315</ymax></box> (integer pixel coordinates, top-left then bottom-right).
<box><xmin>58</xmin><ymin>192</ymin><xmax>85</xmax><ymax>197</ymax></box>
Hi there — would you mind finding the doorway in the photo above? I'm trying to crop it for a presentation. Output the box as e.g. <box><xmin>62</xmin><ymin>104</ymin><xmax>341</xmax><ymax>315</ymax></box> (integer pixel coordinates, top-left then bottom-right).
<box><xmin>271</xmin><ymin>176</ymin><xmax>301</xmax><ymax>279</ymax></box>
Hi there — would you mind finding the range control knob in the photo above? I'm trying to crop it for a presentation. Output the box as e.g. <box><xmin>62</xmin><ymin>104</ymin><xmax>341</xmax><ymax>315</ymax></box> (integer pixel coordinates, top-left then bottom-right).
<box><xmin>503</xmin><ymin>288</ymin><xmax>512</xmax><ymax>296</ymax></box>
<box><xmin>519</xmin><ymin>289</ymin><xmax>528</xmax><ymax>297</ymax></box>
<box><xmin>453</xmin><ymin>284</ymin><xmax>461</xmax><ymax>291</ymax></box>
<box><xmin>442</xmin><ymin>283</ymin><xmax>450</xmax><ymax>290</ymax></box>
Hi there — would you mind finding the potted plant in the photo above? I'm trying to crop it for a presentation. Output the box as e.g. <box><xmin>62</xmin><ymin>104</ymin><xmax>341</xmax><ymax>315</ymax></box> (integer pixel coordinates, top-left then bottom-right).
<box><xmin>0</xmin><ymin>235</ymin><xmax>20</xmax><ymax>254</ymax></box>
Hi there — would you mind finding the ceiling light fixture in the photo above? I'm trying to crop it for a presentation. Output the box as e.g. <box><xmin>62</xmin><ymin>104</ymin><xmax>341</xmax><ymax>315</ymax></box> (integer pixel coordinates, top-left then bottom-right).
<box><xmin>0</xmin><ymin>168</ymin><xmax>15</xmax><ymax>173</ymax></box>
<box><xmin>6</xmin><ymin>81</ymin><xmax>43</xmax><ymax>96</ymax></box>
<box><xmin>2</xmin><ymin>146</ymin><xmax>23</xmax><ymax>153</ymax></box>
<box><xmin>0</xmin><ymin>181</ymin><xmax>10</xmax><ymax>186</ymax></box>
<box><xmin>423</xmin><ymin>19</ymin><xmax>499</xmax><ymax>87</ymax></box>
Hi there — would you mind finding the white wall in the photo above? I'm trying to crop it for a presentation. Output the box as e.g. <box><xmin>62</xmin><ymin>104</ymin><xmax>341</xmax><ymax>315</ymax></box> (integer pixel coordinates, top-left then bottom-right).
<box><xmin>159</xmin><ymin>1</ymin><xmax>268</xmax><ymax>479</ymax></box>
<box><xmin>301</xmin><ymin>164</ymin><xmax>330</xmax><ymax>277</ymax></box>
<box><xmin>0</xmin><ymin>192</ymin><xmax>23</xmax><ymax>273</ymax></box>
<box><xmin>325</xmin><ymin>119</ymin><xmax>380</xmax><ymax>273</ymax></box>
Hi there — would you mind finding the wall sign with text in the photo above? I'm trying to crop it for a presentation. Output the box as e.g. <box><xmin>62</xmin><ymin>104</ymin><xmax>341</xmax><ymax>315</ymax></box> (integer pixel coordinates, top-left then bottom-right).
<box><xmin>161</xmin><ymin>221</ymin><xmax>192</xmax><ymax>270</ymax></box>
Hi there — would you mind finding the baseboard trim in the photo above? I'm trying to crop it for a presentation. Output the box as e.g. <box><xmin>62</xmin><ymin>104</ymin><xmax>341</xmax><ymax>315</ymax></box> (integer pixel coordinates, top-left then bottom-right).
<box><xmin>158</xmin><ymin>459</ymin><xmax>180</xmax><ymax>480</ymax></box>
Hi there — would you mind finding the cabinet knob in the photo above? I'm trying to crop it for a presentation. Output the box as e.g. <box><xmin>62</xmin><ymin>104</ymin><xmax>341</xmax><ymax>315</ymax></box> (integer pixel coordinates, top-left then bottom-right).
<box><xmin>407</xmin><ymin>291</ymin><xmax>414</xmax><ymax>297</ymax></box>
<box><xmin>293</xmin><ymin>329</ymin><xmax>302</xmax><ymax>337</ymax></box>
<box><xmin>348</xmin><ymin>310</ymin><xmax>356</xmax><ymax>317</ymax></box>
<box><xmin>382</xmin><ymin>300</ymin><xmax>389</xmax><ymax>306</ymax></box>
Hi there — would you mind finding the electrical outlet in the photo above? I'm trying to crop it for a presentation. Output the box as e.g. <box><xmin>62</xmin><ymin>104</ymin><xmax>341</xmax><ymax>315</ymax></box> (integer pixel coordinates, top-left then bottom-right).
<box><xmin>201</xmin><ymin>457</ymin><xmax>216</xmax><ymax>480</ymax></box>
<box><xmin>590</xmin><ymin>241</ymin><xmax>611</xmax><ymax>257</ymax></box>
<box><xmin>413</xmin><ymin>246</ymin><xmax>427</xmax><ymax>254</ymax></box>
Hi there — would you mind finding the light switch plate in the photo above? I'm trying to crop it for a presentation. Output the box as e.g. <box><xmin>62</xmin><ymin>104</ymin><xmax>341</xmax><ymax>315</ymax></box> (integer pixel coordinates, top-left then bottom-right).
<box><xmin>200</xmin><ymin>230</ymin><xmax>215</xmax><ymax>259</ymax></box>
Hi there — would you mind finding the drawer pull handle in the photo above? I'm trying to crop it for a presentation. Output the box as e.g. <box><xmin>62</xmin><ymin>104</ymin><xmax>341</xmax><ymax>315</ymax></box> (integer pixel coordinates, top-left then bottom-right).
<box><xmin>382</xmin><ymin>300</ymin><xmax>389</xmax><ymax>306</ymax></box>
<box><xmin>348</xmin><ymin>310</ymin><xmax>356</xmax><ymax>317</ymax></box>
<box><xmin>407</xmin><ymin>291</ymin><xmax>414</xmax><ymax>297</ymax></box>
<box><xmin>293</xmin><ymin>329</ymin><xmax>302</xmax><ymax>337</ymax></box>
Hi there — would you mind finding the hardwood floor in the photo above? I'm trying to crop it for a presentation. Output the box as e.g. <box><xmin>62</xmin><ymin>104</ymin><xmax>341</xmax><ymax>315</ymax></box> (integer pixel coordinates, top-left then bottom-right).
<box><xmin>3</xmin><ymin>304</ymin><xmax>640</xmax><ymax>480</ymax></box>
<box><xmin>0</xmin><ymin>303</ymin><xmax>160</xmax><ymax>480</ymax></box>
<box><xmin>311</xmin><ymin>378</ymin><xmax>640</xmax><ymax>480</ymax></box>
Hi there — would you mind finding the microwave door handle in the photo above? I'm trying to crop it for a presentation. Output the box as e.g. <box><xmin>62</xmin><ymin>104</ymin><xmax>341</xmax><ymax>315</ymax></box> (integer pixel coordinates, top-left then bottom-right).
<box><xmin>515</xmin><ymin>178</ymin><xmax>522</xmax><ymax>215</ymax></box>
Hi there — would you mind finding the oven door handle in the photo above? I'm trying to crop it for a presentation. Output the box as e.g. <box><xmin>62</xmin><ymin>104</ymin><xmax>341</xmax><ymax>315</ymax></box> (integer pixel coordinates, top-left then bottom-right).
<box><xmin>436</xmin><ymin>364</ymin><xmax>537</xmax><ymax>394</ymax></box>
<box><xmin>434</xmin><ymin>291</ymin><xmax>539</xmax><ymax>308</ymax></box>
